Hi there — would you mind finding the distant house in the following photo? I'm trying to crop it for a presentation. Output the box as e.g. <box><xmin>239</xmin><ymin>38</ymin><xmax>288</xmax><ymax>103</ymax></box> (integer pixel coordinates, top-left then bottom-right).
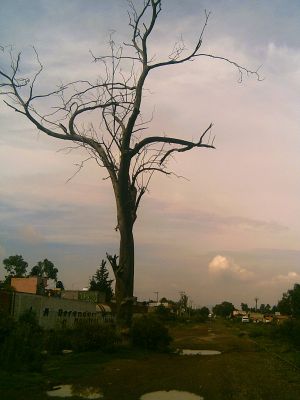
<box><xmin>232</xmin><ymin>310</ymin><xmax>247</xmax><ymax>318</ymax></box>
<box><xmin>249</xmin><ymin>312</ymin><xmax>264</xmax><ymax>323</ymax></box>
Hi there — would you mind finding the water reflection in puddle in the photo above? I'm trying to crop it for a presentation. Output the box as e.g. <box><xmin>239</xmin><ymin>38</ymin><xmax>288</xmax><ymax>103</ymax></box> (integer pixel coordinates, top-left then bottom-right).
<box><xmin>46</xmin><ymin>384</ymin><xmax>103</xmax><ymax>399</ymax></box>
<box><xmin>179</xmin><ymin>349</ymin><xmax>221</xmax><ymax>356</ymax></box>
<box><xmin>140</xmin><ymin>390</ymin><xmax>203</xmax><ymax>400</ymax></box>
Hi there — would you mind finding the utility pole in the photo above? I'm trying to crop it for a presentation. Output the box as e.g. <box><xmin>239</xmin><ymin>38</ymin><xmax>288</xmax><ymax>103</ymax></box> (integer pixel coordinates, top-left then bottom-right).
<box><xmin>254</xmin><ymin>297</ymin><xmax>259</xmax><ymax>312</ymax></box>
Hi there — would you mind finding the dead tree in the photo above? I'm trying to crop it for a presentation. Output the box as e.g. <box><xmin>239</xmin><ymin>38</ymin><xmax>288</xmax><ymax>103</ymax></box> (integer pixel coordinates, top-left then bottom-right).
<box><xmin>0</xmin><ymin>0</ymin><xmax>260</xmax><ymax>324</ymax></box>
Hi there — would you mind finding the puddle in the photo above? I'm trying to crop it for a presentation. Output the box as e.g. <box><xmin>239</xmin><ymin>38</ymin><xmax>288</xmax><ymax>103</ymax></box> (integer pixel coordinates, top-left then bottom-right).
<box><xmin>140</xmin><ymin>390</ymin><xmax>203</xmax><ymax>400</ymax></box>
<box><xmin>179</xmin><ymin>349</ymin><xmax>221</xmax><ymax>356</ymax></box>
<box><xmin>47</xmin><ymin>385</ymin><xmax>103</xmax><ymax>399</ymax></box>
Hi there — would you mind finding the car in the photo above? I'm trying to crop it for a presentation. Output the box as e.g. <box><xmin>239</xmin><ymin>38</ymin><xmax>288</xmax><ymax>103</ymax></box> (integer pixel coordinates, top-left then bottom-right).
<box><xmin>242</xmin><ymin>316</ymin><xmax>249</xmax><ymax>323</ymax></box>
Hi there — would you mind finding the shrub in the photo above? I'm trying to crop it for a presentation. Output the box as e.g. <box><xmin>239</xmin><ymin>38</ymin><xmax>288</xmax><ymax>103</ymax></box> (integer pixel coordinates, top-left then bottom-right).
<box><xmin>71</xmin><ymin>322</ymin><xmax>119</xmax><ymax>352</ymax></box>
<box><xmin>155</xmin><ymin>305</ymin><xmax>175</xmax><ymax>322</ymax></box>
<box><xmin>130</xmin><ymin>315</ymin><xmax>172</xmax><ymax>351</ymax></box>
<box><xmin>278</xmin><ymin>319</ymin><xmax>300</xmax><ymax>347</ymax></box>
<box><xmin>0</xmin><ymin>311</ymin><xmax>44</xmax><ymax>372</ymax></box>
<box><xmin>0</xmin><ymin>310</ymin><xmax>15</xmax><ymax>346</ymax></box>
<box><xmin>44</xmin><ymin>329</ymin><xmax>73</xmax><ymax>355</ymax></box>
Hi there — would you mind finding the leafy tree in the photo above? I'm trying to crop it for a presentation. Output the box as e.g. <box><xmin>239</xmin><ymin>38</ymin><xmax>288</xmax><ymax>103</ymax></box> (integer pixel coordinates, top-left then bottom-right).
<box><xmin>259</xmin><ymin>303</ymin><xmax>271</xmax><ymax>314</ymax></box>
<box><xmin>2</xmin><ymin>255</ymin><xmax>28</xmax><ymax>281</ymax></box>
<box><xmin>0</xmin><ymin>1</ymin><xmax>259</xmax><ymax>323</ymax></box>
<box><xmin>278</xmin><ymin>283</ymin><xmax>300</xmax><ymax>317</ymax></box>
<box><xmin>271</xmin><ymin>305</ymin><xmax>279</xmax><ymax>314</ymax></box>
<box><xmin>56</xmin><ymin>280</ymin><xmax>65</xmax><ymax>290</ymax></box>
<box><xmin>160</xmin><ymin>297</ymin><xmax>168</xmax><ymax>303</ymax></box>
<box><xmin>89</xmin><ymin>260</ymin><xmax>114</xmax><ymax>302</ymax></box>
<box><xmin>241</xmin><ymin>302</ymin><xmax>249</xmax><ymax>312</ymax></box>
<box><xmin>29</xmin><ymin>259</ymin><xmax>58</xmax><ymax>281</ymax></box>
<box><xmin>178</xmin><ymin>292</ymin><xmax>189</xmax><ymax>316</ymax></box>
<box><xmin>213</xmin><ymin>301</ymin><xmax>235</xmax><ymax>318</ymax></box>
<box><xmin>191</xmin><ymin>306</ymin><xmax>210</xmax><ymax>322</ymax></box>
<box><xmin>199</xmin><ymin>306</ymin><xmax>210</xmax><ymax>318</ymax></box>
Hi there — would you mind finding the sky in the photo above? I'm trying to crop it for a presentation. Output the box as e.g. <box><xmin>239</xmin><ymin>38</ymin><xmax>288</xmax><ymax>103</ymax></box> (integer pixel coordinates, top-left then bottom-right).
<box><xmin>1</xmin><ymin>0</ymin><xmax>300</xmax><ymax>308</ymax></box>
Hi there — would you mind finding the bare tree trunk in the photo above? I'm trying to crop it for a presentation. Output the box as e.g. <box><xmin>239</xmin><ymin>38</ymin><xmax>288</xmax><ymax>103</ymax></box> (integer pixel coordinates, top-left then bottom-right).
<box><xmin>109</xmin><ymin>167</ymin><xmax>136</xmax><ymax>326</ymax></box>
<box><xmin>116</xmin><ymin>218</ymin><xmax>134</xmax><ymax>325</ymax></box>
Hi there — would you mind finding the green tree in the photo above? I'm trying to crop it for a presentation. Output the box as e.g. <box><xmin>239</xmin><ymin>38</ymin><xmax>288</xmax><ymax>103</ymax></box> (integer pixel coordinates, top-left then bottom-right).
<box><xmin>29</xmin><ymin>259</ymin><xmax>58</xmax><ymax>282</ymax></box>
<box><xmin>2</xmin><ymin>255</ymin><xmax>28</xmax><ymax>281</ymax></box>
<box><xmin>199</xmin><ymin>306</ymin><xmax>210</xmax><ymax>318</ymax></box>
<box><xmin>89</xmin><ymin>260</ymin><xmax>114</xmax><ymax>302</ymax></box>
<box><xmin>213</xmin><ymin>301</ymin><xmax>235</xmax><ymax>318</ymax></box>
<box><xmin>56</xmin><ymin>280</ymin><xmax>65</xmax><ymax>290</ymax></box>
<box><xmin>0</xmin><ymin>1</ymin><xmax>259</xmax><ymax>324</ymax></box>
<box><xmin>241</xmin><ymin>302</ymin><xmax>249</xmax><ymax>312</ymax></box>
<box><xmin>178</xmin><ymin>292</ymin><xmax>189</xmax><ymax>316</ymax></box>
<box><xmin>259</xmin><ymin>303</ymin><xmax>271</xmax><ymax>314</ymax></box>
<box><xmin>191</xmin><ymin>306</ymin><xmax>210</xmax><ymax>322</ymax></box>
<box><xmin>278</xmin><ymin>283</ymin><xmax>300</xmax><ymax>317</ymax></box>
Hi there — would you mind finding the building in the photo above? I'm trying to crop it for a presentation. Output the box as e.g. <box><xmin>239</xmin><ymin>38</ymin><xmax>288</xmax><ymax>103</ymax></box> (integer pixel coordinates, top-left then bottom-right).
<box><xmin>11</xmin><ymin>276</ymin><xmax>48</xmax><ymax>295</ymax></box>
<box><xmin>3</xmin><ymin>277</ymin><xmax>112</xmax><ymax>329</ymax></box>
<box><xmin>12</xmin><ymin>291</ymin><xmax>108</xmax><ymax>329</ymax></box>
<box><xmin>61</xmin><ymin>290</ymin><xmax>106</xmax><ymax>303</ymax></box>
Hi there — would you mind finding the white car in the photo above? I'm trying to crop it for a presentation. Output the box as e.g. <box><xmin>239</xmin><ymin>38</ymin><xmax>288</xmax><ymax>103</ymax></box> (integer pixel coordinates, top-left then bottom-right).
<box><xmin>242</xmin><ymin>316</ymin><xmax>249</xmax><ymax>323</ymax></box>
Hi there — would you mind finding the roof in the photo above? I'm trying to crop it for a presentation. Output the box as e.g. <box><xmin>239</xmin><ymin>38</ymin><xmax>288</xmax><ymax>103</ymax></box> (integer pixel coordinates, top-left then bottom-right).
<box><xmin>96</xmin><ymin>304</ymin><xmax>111</xmax><ymax>313</ymax></box>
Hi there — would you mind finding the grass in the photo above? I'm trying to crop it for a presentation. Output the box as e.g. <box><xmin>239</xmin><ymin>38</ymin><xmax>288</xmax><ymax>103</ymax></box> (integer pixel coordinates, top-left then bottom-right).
<box><xmin>1</xmin><ymin>320</ymin><xmax>300</xmax><ymax>399</ymax></box>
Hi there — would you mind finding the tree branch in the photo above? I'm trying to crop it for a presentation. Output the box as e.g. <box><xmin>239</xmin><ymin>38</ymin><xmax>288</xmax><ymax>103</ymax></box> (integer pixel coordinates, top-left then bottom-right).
<box><xmin>131</xmin><ymin>123</ymin><xmax>214</xmax><ymax>158</ymax></box>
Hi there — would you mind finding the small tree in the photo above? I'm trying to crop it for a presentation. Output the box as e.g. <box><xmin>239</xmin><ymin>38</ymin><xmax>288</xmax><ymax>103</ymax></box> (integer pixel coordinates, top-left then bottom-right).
<box><xmin>241</xmin><ymin>302</ymin><xmax>249</xmax><ymax>312</ymax></box>
<box><xmin>29</xmin><ymin>258</ymin><xmax>58</xmax><ymax>282</ymax></box>
<box><xmin>89</xmin><ymin>260</ymin><xmax>114</xmax><ymax>302</ymax></box>
<box><xmin>213</xmin><ymin>301</ymin><xmax>235</xmax><ymax>318</ymax></box>
<box><xmin>56</xmin><ymin>280</ymin><xmax>65</xmax><ymax>290</ymax></box>
<box><xmin>178</xmin><ymin>292</ymin><xmax>189</xmax><ymax>316</ymax></box>
<box><xmin>2</xmin><ymin>255</ymin><xmax>28</xmax><ymax>282</ymax></box>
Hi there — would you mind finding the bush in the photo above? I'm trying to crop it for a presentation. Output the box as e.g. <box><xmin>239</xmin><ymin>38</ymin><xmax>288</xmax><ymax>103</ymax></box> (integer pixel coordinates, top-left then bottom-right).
<box><xmin>248</xmin><ymin>327</ymin><xmax>265</xmax><ymax>338</ymax></box>
<box><xmin>278</xmin><ymin>319</ymin><xmax>300</xmax><ymax>347</ymax></box>
<box><xmin>0</xmin><ymin>310</ymin><xmax>44</xmax><ymax>372</ymax></box>
<box><xmin>130</xmin><ymin>315</ymin><xmax>172</xmax><ymax>351</ymax></box>
<box><xmin>44</xmin><ymin>329</ymin><xmax>73</xmax><ymax>355</ymax></box>
<box><xmin>0</xmin><ymin>310</ymin><xmax>15</xmax><ymax>346</ymax></box>
<box><xmin>71</xmin><ymin>322</ymin><xmax>119</xmax><ymax>352</ymax></box>
<box><xmin>155</xmin><ymin>305</ymin><xmax>175</xmax><ymax>322</ymax></box>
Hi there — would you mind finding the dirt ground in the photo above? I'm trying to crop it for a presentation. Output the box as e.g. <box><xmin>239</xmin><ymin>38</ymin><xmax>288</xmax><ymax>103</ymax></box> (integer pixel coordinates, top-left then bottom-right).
<box><xmin>2</xmin><ymin>320</ymin><xmax>300</xmax><ymax>400</ymax></box>
<box><xmin>91</xmin><ymin>321</ymin><xmax>300</xmax><ymax>400</ymax></box>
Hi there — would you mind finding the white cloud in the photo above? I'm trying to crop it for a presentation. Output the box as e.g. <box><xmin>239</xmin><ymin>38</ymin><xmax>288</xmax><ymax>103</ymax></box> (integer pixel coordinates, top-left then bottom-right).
<box><xmin>270</xmin><ymin>271</ymin><xmax>300</xmax><ymax>285</ymax></box>
<box><xmin>208</xmin><ymin>255</ymin><xmax>253</xmax><ymax>281</ymax></box>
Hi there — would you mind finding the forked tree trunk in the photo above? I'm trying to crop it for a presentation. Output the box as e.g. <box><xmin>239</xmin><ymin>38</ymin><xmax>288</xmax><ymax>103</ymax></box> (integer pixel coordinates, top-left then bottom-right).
<box><xmin>112</xmin><ymin>176</ymin><xmax>136</xmax><ymax>326</ymax></box>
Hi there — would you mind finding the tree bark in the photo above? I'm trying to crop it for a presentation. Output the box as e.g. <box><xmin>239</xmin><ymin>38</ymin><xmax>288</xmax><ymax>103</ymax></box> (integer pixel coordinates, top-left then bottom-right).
<box><xmin>115</xmin><ymin>217</ymin><xmax>135</xmax><ymax>326</ymax></box>
<box><xmin>112</xmin><ymin>161</ymin><xmax>136</xmax><ymax>326</ymax></box>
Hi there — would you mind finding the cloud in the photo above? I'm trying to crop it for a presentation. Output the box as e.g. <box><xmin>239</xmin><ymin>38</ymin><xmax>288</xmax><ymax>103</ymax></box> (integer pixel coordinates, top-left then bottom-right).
<box><xmin>17</xmin><ymin>225</ymin><xmax>44</xmax><ymax>244</ymax></box>
<box><xmin>265</xmin><ymin>271</ymin><xmax>300</xmax><ymax>286</ymax></box>
<box><xmin>144</xmin><ymin>197</ymin><xmax>288</xmax><ymax>234</ymax></box>
<box><xmin>208</xmin><ymin>255</ymin><xmax>253</xmax><ymax>282</ymax></box>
